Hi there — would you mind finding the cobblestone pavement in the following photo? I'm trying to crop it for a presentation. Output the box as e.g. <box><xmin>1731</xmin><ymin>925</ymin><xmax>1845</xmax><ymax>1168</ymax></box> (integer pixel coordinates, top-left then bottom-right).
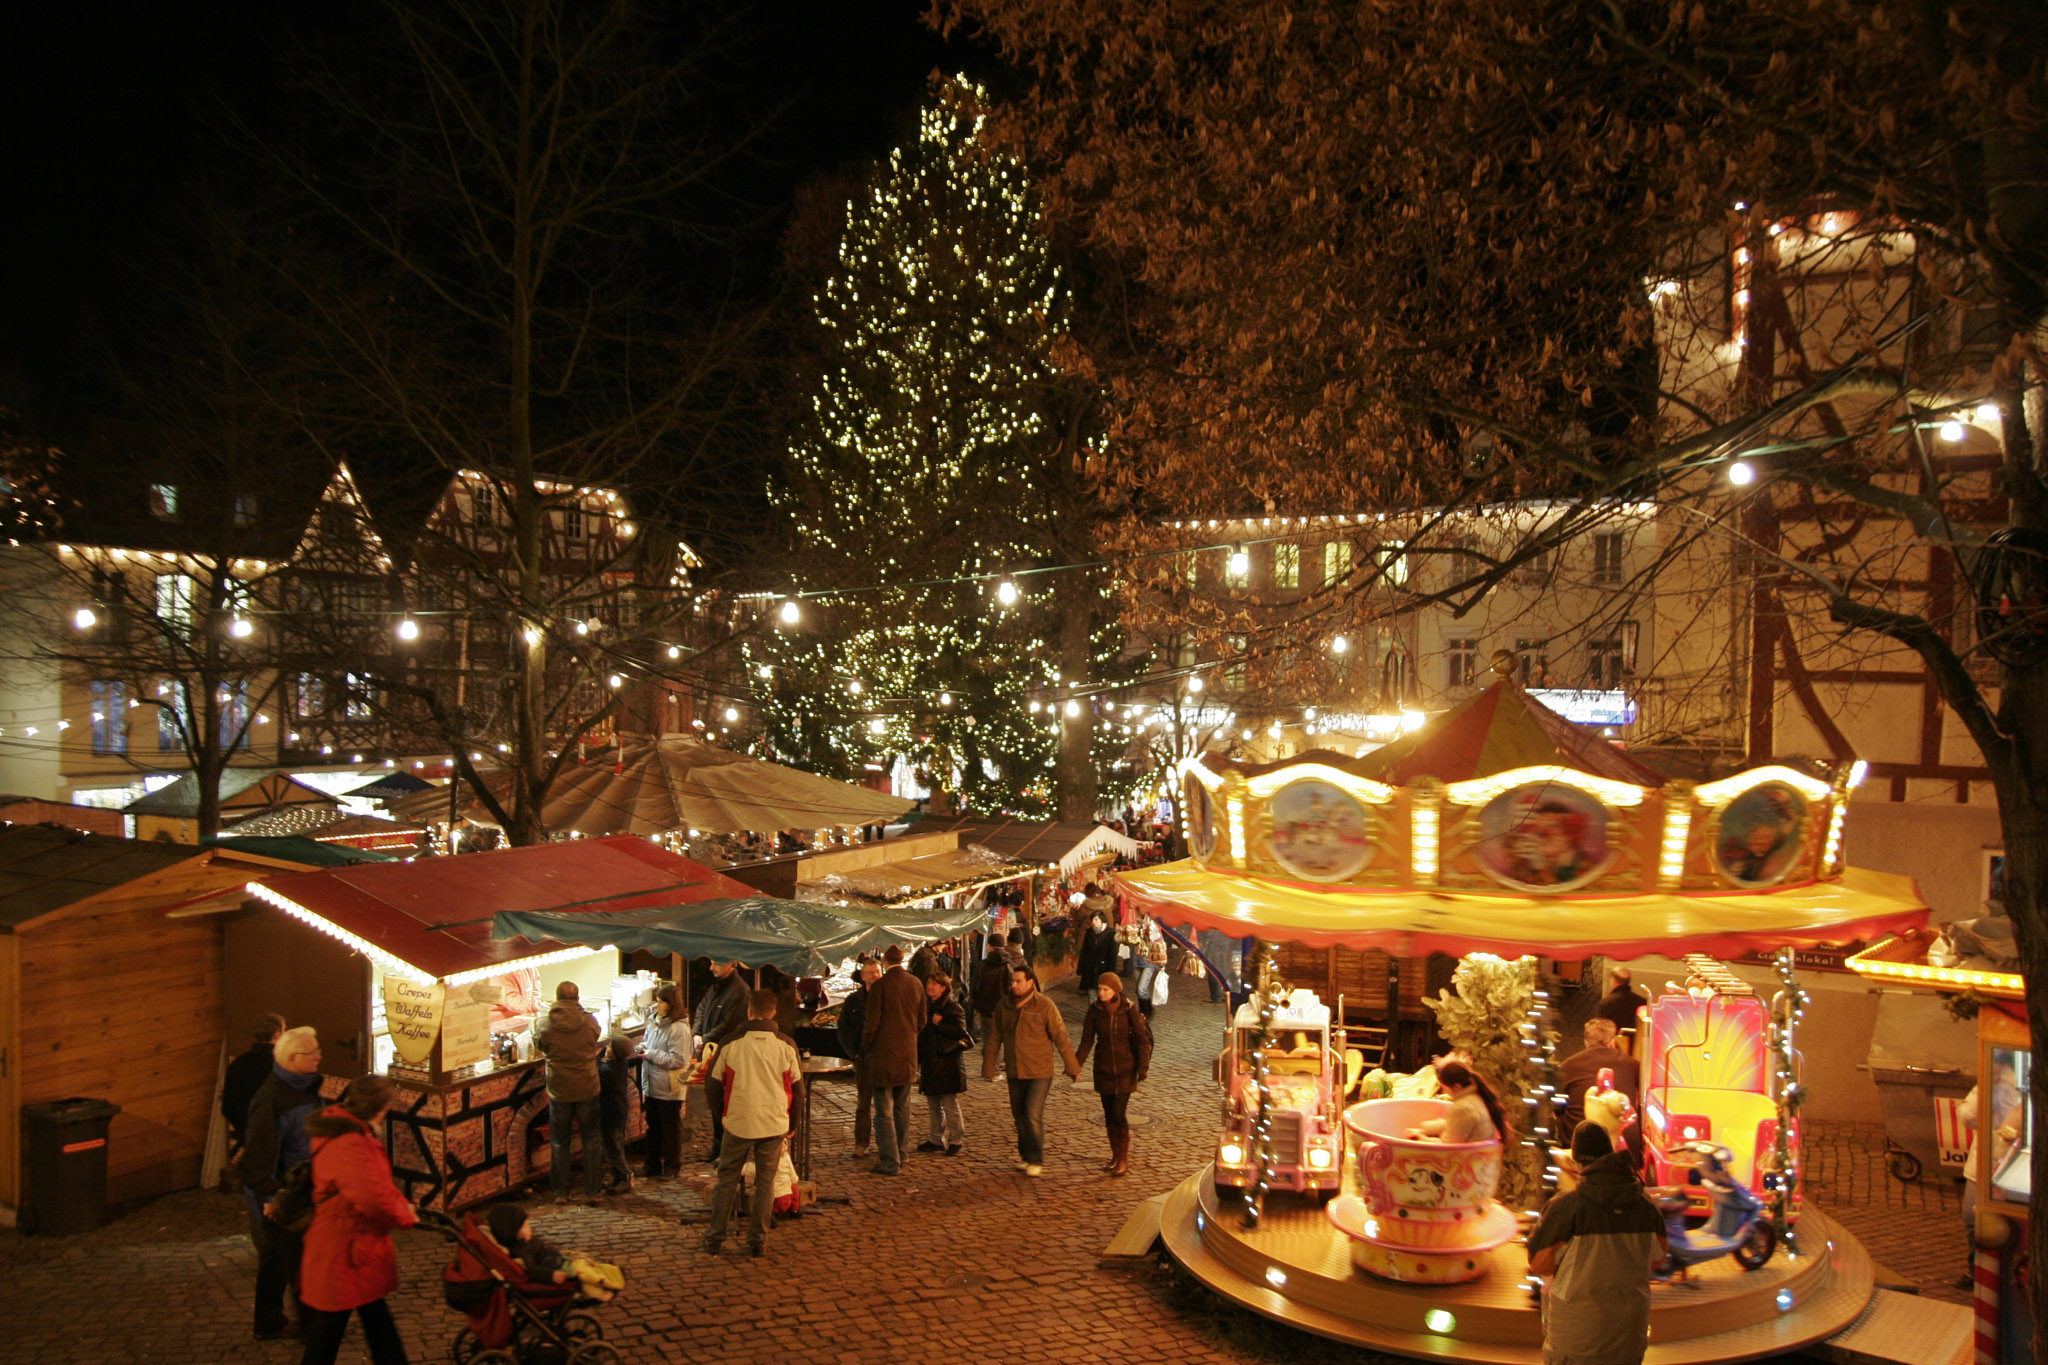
<box><xmin>0</xmin><ymin>978</ymin><xmax>1970</xmax><ymax>1363</ymax></box>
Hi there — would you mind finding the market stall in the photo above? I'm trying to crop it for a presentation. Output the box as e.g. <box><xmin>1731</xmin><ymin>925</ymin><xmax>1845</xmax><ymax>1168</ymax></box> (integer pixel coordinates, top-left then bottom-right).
<box><xmin>231</xmin><ymin>835</ymin><xmax>762</xmax><ymax>1210</ymax></box>
<box><xmin>1847</xmin><ymin>928</ymin><xmax>2030</xmax><ymax>1364</ymax></box>
<box><xmin>1113</xmin><ymin>668</ymin><xmax>1930</xmax><ymax>1364</ymax></box>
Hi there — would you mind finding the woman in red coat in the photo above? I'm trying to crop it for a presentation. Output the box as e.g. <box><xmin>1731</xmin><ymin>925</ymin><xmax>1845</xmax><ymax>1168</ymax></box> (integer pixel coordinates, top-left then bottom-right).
<box><xmin>299</xmin><ymin>1075</ymin><xmax>417</xmax><ymax>1365</ymax></box>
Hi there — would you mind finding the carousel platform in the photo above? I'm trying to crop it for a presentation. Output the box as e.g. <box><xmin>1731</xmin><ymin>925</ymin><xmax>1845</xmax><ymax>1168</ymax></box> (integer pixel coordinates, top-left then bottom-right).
<box><xmin>1159</xmin><ymin>1165</ymin><xmax>1882</xmax><ymax>1363</ymax></box>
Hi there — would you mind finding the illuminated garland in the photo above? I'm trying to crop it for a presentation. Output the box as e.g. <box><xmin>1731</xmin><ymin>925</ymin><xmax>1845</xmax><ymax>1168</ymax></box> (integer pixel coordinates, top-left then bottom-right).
<box><xmin>1242</xmin><ymin>943</ymin><xmax>1281</xmax><ymax>1230</ymax></box>
<box><xmin>1766</xmin><ymin>946</ymin><xmax>1808</xmax><ymax>1254</ymax></box>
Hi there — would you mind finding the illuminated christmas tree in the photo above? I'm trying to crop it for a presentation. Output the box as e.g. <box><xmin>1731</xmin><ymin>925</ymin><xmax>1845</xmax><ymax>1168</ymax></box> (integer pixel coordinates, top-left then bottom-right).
<box><xmin>753</xmin><ymin>82</ymin><xmax>1120</xmax><ymax>815</ymax></box>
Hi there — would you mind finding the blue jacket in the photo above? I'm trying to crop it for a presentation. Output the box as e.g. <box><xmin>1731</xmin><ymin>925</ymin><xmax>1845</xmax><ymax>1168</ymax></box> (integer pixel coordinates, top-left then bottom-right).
<box><xmin>235</xmin><ymin>1064</ymin><xmax>324</xmax><ymax>1194</ymax></box>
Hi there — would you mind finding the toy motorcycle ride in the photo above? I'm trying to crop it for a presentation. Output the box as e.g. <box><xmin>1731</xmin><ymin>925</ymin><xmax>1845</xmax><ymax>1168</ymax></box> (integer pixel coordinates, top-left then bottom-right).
<box><xmin>1649</xmin><ymin>1140</ymin><xmax>1776</xmax><ymax>1282</ymax></box>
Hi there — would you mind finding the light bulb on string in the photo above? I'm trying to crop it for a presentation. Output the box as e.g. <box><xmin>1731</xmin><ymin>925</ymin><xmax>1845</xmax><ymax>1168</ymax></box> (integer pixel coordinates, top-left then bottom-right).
<box><xmin>666</xmin><ymin>645</ymin><xmax>681</xmax><ymax>659</ymax></box>
<box><xmin>995</xmin><ymin>579</ymin><xmax>1019</xmax><ymax>607</ymax></box>
<box><xmin>778</xmin><ymin>599</ymin><xmax>801</xmax><ymax>626</ymax></box>
<box><xmin>1727</xmin><ymin>460</ymin><xmax>1756</xmax><ymax>486</ymax></box>
<box><xmin>395</xmin><ymin>617</ymin><xmax>420</xmax><ymax>641</ymax></box>
<box><xmin>939</xmin><ymin>691</ymin><xmax>953</xmax><ymax>706</ymax></box>
<box><xmin>230</xmin><ymin>617</ymin><xmax>254</xmax><ymax>639</ymax></box>
<box><xmin>1187</xmin><ymin>676</ymin><xmax>1205</xmax><ymax>694</ymax></box>
<box><xmin>723</xmin><ymin>707</ymin><xmax>739</xmax><ymax>722</ymax></box>
<box><xmin>607</xmin><ymin>674</ymin><xmax>624</xmax><ymax>689</ymax></box>
<box><xmin>1064</xmin><ymin>699</ymin><xmax>1080</xmax><ymax>718</ymax></box>
<box><xmin>72</xmin><ymin>607</ymin><xmax>96</xmax><ymax>630</ymax></box>
<box><xmin>1330</xmin><ymin>634</ymin><xmax>1348</xmax><ymax>655</ymax></box>
<box><xmin>523</xmin><ymin>627</ymin><xmax>541</xmax><ymax>646</ymax></box>
<box><xmin>1227</xmin><ymin>545</ymin><xmax>1249</xmax><ymax>578</ymax></box>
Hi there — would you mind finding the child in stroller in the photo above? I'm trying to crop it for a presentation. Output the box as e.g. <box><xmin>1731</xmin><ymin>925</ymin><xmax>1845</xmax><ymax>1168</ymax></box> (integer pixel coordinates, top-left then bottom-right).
<box><xmin>427</xmin><ymin>1205</ymin><xmax>625</xmax><ymax>1364</ymax></box>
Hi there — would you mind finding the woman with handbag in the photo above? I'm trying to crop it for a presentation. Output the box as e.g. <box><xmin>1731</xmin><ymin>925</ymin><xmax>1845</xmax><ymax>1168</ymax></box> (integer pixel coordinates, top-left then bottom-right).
<box><xmin>637</xmin><ymin>984</ymin><xmax>689</xmax><ymax>1180</ymax></box>
<box><xmin>915</xmin><ymin>971</ymin><xmax>970</xmax><ymax>1155</ymax></box>
<box><xmin>297</xmin><ymin>1075</ymin><xmax>417</xmax><ymax>1365</ymax></box>
<box><xmin>1076</xmin><ymin>973</ymin><xmax>1154</xmax><ymax>1177</ymax></box>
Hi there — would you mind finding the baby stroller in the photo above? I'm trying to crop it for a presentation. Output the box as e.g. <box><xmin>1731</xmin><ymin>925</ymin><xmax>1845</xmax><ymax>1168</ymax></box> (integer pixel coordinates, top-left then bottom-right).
<box><xmin>423</xmin><ymin>1210</ymin><xmax>623</xmax><ymax>1364</ymax></box>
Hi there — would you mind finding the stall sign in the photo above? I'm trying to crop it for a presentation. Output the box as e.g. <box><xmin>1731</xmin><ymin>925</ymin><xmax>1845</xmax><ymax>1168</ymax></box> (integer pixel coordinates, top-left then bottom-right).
<box><xmin>1528</xmin><ymin>689</ymin><xmax>1637</xmax><ymax>726</ymax></box>
<box><xmin>440</xmin><ymin>994</ymin><xmax>492</xmax><ymax>1071</ymax></box>
<box><xmin>383</xmin><ymin>975</ymin><xmax>445</xmax><ymax>1066</ymax></box>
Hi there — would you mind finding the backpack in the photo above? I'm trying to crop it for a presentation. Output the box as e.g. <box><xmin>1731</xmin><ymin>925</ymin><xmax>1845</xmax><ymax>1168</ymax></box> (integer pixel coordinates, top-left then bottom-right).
<box><xmin>265</xmin><ymin>1159</ymin><xmax>318</xmax><ymax>1234</ymax></box>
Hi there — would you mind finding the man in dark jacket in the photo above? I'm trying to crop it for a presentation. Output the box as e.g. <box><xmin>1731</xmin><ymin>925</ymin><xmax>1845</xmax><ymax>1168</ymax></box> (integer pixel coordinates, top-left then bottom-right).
<box><xmin>222</xmin><ymin>1012</ymin><xmax>286</xmax><ymax>1157</ymax></box>
<box><xmin>1527</xmin><ymin>1122</ymin><xmax>1667</xmax><ymax>1365</ymax></box>
<box><xmin>1595</xmin><ymin>966</ymin><xmax>1650</xmax><ymax>1038</ymax></box>
<box><xmin>1557</xmin><ymin>1018</ymin><xmax>1642</xmax><ymax>1135</ymax></box>
<box><xmin>235</xmin><ymin>1025</ymin><xmax>324</xmax><ymax>1340</ymax></box>
<box><xmin>982</xmin><ymin>965</ymin><xmax>1081</xmax><ymax>1176</ymax></box>
<box><xmin>533</xmin><ymin>982</ymin><xmax>603</xmax><ymax>1204</ymax></box>
<box><xmin>692</xmin><ymin>961</ymin><xmax>750</xmax><ymax>1160</ymax></box>
<box><xmin>861</xmin><ymin>944</ymin><xmax>926</xmax><ymax>1174</ymax></box>
<box><xmin>836</xmin><ymin>958</ymin><xmax>879</xmax><ymax>1156</ymax></box>
<box><xmin>1076</xmin><ymin>905</ymin><xmax>1117</xmax><ymax>993</ymax></box>
<box><xmin>973</xmin><ymin>935</ymin><xmax>1009</xmax><ymax>1048</ymax></box>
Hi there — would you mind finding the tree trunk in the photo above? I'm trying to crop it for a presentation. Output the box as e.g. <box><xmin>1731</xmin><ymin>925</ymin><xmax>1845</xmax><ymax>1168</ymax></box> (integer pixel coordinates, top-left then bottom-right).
<box><xmin>1986</xmin><ymin>661</ymin><xmax>2048</xmax><ymax>1364</ymax></box>
<box><xmin>1055</xmin><ymin>574</ymin><xmax>1096</xmax><ymax>822</ymax></box>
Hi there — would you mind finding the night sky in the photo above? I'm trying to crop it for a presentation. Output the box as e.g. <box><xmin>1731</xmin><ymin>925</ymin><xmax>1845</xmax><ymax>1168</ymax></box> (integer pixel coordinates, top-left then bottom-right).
<box><xmin>0</xmin><ymin>1</ymin><xmax>958</xmax><ymax>430</ymax></box>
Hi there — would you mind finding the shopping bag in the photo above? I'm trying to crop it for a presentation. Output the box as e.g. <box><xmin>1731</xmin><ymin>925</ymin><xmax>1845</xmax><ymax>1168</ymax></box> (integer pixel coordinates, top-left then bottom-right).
<box><xmin>1150</xmin><ymin>972</ymin><xmax>1170</xmax><ymax>1008</ymax></box>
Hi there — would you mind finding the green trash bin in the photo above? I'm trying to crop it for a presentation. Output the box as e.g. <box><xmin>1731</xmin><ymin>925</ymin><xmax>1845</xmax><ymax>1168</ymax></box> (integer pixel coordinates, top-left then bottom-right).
<box><xmin>21</xmin><ymin>1098</ymin><xmax>121</xmax><ymax>1236</ymax></box>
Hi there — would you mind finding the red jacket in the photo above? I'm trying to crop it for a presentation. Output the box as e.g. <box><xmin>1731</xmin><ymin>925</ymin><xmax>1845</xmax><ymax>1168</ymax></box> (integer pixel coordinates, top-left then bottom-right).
<box><xmin>299</xmin><ymin>1105</ymin><xmax>417</xmax><ymax>1312</ymax></box>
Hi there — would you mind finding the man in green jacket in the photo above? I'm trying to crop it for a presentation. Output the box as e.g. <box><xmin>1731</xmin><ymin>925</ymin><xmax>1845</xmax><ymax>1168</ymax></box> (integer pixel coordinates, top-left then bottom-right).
<box><xmin>981</xmin><ymin>965</ymin><xmax>1080</xmax><ymax>1176</ymax></box>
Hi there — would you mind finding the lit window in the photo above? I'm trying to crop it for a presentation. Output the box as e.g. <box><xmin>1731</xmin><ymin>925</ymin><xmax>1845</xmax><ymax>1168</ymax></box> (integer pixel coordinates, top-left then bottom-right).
<box><xmin>155</xmin><ymin>573</ymin><xmax>194</xmax><ymax>637</ymax></box>
<box><xmin>233</xmin><ymin>494</ymin><xmax>258</xmax><ymax>528</ymax></box>
<box><xmin>1323</xmin><ymin>542</ymin><xmax>1350</xmax><ymax>585</ymax></box>
<box><xmin>218</xmin><ymin>681</ymin><xmax>252</xmax><ymax>749</ymax></box>
<box><xmin>1378</xmin><ymin>543</ymin><xmax>1410</xmax><ymax>587</ymax></box>
<box><xmin>149</xmin><ymin>484</ymin><xmax>179</xmax><ymax>520</ymax></box>
<box><xmin>1273</xmin><ymin>543</ymin><xmax>1300</xmax><ymax>589</ymax></box>
<box><xmin>562</xmin><ymin>507</ymin><xmax>585</xmax><ymax>539</ymax></box>
<box><xmin>1516</xmin><ymin>638</ymin><xmax>1551</xmax><ymax>685</ymax></box>
<box><xmin>1589</xmin><ymin>635</ymin><xmax>1628</xmax><ymax>688</ymax></box>
<box><xmin>343</xmin><ymin>672</ymin><xmax>375</xmax><ymax>720</ymax></box>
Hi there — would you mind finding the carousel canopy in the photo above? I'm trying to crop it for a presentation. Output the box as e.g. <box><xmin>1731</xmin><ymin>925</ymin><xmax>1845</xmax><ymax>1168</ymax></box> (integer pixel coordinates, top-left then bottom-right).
<box><xmin>399</xmin><ymin>736</ymin><xmax>916</xmax><ymax>836</ymax></box>
<box><xmin>1117</xmin><ymin>677</ymin><xmax>1927</xmax><ymax>961</ymax></box>
<box><xmin>493</xmin><ymin>895</ymin><xmax>984</xmax><ymax>978</ymax></box>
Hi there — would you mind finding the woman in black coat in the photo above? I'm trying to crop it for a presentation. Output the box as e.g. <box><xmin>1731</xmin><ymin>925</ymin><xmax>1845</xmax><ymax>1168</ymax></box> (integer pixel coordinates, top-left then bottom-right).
<box><xmin>915</xmin><ymin>972</ymin><xmax>970</xmax><ymax>1155</ymax></box>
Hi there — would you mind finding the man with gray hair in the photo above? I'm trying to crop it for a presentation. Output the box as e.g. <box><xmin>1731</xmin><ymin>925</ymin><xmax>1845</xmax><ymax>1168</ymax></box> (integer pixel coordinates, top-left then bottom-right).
<box><xmin>235</xmin><ymin>1025</ymin><xmax>323</xmax><ymax>1340</ymax></box>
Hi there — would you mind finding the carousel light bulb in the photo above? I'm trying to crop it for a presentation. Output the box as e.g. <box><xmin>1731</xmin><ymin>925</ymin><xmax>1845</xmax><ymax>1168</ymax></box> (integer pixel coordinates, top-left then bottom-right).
<box><xmin>995</xmin><ymin>578</ymin><xmax>1019</xmax><ymax>606</ymax></box>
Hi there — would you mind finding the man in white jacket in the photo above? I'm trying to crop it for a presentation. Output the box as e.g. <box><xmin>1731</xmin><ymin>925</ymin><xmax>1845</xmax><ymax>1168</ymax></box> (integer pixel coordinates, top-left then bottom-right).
<box><xmin>701</xmin><ymin>988</ymin><xmax>803</xmax><ymax>1256</ymax></box>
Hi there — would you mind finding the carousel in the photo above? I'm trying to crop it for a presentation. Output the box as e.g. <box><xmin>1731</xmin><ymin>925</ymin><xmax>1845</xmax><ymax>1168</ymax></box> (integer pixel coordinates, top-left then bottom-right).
<box><xmin>1114</xmin><ymin>663</ymin><xmax>1932</xmax><ymax>1364</ymax></box>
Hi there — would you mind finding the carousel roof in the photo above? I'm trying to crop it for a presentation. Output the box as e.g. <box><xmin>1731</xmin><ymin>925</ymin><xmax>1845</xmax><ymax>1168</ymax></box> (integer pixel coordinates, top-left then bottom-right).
<box><xmin>1117</xmin><ymin>677</ymin><xmax>1927</xmax><ymax>960</ymax></box>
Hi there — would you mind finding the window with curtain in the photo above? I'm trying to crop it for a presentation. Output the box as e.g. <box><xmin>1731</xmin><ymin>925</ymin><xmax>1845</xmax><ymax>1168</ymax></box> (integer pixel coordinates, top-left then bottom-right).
<box><xmin>90</xmin><ymin>680</ymin><xmax>127</xmax><ymax>755</ymax></box>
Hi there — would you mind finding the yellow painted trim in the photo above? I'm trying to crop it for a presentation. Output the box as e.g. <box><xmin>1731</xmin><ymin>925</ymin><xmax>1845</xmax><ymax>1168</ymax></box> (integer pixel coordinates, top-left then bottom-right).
<box><xmin>1443</xmin><ymin>765</ymin><xmax>1649</xmax><ymax>808</ymax></box>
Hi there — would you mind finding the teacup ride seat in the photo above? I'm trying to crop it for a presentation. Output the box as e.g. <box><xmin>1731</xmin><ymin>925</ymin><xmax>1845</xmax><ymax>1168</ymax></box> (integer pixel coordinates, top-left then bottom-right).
<box><xmin>1327</xmin><ymin>1097</ymin><xmax>1519</xmax><ymax>1285</ymax></box>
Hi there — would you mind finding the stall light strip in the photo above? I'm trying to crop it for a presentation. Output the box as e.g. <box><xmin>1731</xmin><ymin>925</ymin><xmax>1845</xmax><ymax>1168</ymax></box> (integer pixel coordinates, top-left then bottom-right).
<box><xmin>1443</xmin><ymin>765</ymin><xmax>1647</xmax><ymax>808</ymax></box>
<box><xmin>247</xmin><ymin>881</ymin><xmax>435</xmax><ymax>985</ymax></box>
<box><xmin>1845</xmin><ymin>940</ymin><xmax>2023</xmax><ymax>995</ymax></box>
<box><xmin>1820</xmin><ymin>804</ymin><xmax>1848</xmax><ymax>873</ymax></box>
<box><xmin>443</xmin><ymin>945</ymin><xmax>600</xmax><ymax>988</ymax></box>
<box><xmin>1227</xmin><ymin>798</ymin><xmax>1247</xmax><ymax>864</ymax></box>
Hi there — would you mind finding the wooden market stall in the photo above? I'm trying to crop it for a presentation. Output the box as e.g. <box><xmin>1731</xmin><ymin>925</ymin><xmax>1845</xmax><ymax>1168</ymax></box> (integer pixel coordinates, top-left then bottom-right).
<box><xmin>227</xmin><ymin>835</ymin><xmax>763</xmax><ymax>1210</ymax></box>
<box><xmin>1847</xmin><ymin>930</ymin><xmax>2031</xmax><ymax>1364</ymax></box>
<box><xmin>0</xmin><ymin>824</ymin><xmax>345</xmax><ymax>1215</ymax></box>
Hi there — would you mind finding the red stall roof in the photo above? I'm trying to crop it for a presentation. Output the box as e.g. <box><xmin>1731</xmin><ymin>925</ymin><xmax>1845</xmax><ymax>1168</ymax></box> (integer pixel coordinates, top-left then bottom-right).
<box><xmin>248</xmin><ymin>835</ymin><xmax>758</xmax><ymax>981</ymax></box>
